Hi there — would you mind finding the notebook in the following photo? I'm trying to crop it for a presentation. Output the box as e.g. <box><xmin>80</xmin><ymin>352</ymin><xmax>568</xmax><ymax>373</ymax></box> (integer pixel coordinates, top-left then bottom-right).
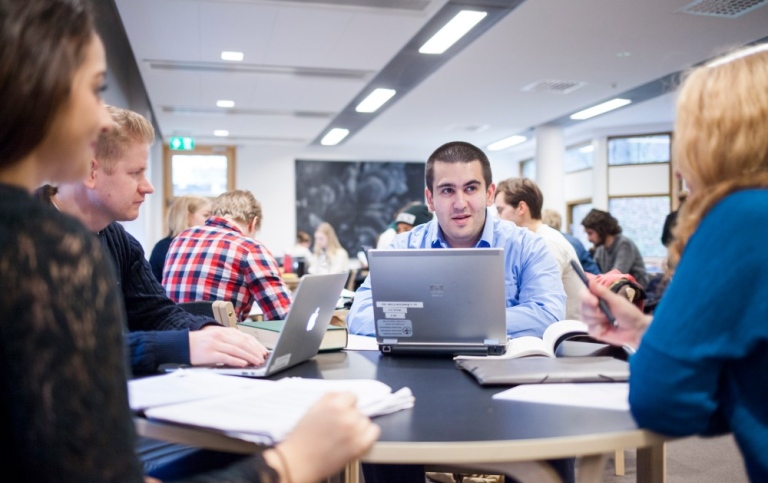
<box><xmin>368</xmin><ymin>248</ymin><xmax>507</xmax><ymax>356</ymax></box>
<box><xmin>456</xmin><ymin>356</ymin><xmax>630</xmax><ymax>385</ymax></box>
<box><xmin>164</xmin><ymin>272</ymin><xmax>348</xmax><ymax>377</ymax></box>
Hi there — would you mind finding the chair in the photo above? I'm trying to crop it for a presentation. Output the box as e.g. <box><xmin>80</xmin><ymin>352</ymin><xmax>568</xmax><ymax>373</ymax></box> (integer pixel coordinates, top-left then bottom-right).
<box><xmin>177</xmin><ymin>300</ymin><xmax>237</xmax><ymax>328</ymax></box>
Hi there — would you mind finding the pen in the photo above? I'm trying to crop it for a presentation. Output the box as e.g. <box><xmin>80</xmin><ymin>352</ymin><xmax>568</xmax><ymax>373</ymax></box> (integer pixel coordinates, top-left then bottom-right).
<box><xmin>569</xmin><ymin>259</ymin><xmax>617</xmax><ymax>327</ymax></box>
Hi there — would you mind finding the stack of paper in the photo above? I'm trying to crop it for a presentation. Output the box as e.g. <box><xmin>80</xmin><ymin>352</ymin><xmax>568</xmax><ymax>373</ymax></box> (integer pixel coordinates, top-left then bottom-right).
<box><xmin>129</xmin><ymin>372</ymin><xmax>414</xmax><ymax>444</ymax></box>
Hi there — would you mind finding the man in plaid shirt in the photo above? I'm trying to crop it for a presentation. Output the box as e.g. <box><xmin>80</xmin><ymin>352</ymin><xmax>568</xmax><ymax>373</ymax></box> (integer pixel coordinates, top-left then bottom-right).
<box><xmin>164</xmin><ymin>189</ymin><xmax>292</xmax><ymax>322</ymax></box>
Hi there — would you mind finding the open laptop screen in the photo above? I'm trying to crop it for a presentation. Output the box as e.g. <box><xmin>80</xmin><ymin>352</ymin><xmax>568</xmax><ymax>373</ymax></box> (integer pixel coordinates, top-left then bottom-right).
<box><xmin>368</xmin><ymin>248</ymin><xmax>507</xmax><ymax>356</ymax></box>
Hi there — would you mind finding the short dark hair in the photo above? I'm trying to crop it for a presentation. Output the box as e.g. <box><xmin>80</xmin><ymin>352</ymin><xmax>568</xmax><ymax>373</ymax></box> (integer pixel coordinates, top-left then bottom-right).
<box><xmin>0</xmin><ymin>0</ymin><xmax>95</xmax><ymax>167</ymax></box>
<box><xmin>495</xmin><ymin>178</ymin><xmax>543</xmax><ymax>219</ymax></box>
<box><xmin>425</xmin><ymin>141</ymin><xmax>492</xmax><ymax>193</ymax></box>
<box><xmin>581</xmin><ymin>209</ymin><xmax>622</xmax><ymax>238</ymax></box>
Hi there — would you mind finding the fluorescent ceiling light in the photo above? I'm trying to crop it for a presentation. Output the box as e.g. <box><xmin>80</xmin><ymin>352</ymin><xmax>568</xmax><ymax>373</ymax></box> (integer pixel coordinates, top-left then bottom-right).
<box><xmin>355</xmin><ymin>88</ymin><xmax>397</xmax><ymax>113</ymax></box>
<box><xmin>419</xmin><ymin>10</ymin><xmax>487</xmax><ymax>55</ymax></box>
<box><xmin>320</xmin><ymin>128</ymin><xmax>349</xmax><ymax>146</ymax></box>
<box><xmin>707</xmin><ymin>43</ymin><xmax>768</xmax><ymax>68</ymax></box>
<box><xmin>487</xmin><ymin>135</ymin><xmax>526</xmax><ymax>151</ymax></box>
<box><xmin>217</xmin><ymin>100</ymin><xmax>235</xmax><ymax>108</ymax></box>
<box><xmin>221</xmin><ymin>51</ymin><xmax>244</xmax><ymax>61</ymax></box>
<box><xmin>570</xmin><ymin>98</ymin><xmax>631</xmax><ymax>120</ymax></box>
<box><xmin>214</xmin><ymin>130</ymin><xmax>229</xmax><ymax>137</ymax></box>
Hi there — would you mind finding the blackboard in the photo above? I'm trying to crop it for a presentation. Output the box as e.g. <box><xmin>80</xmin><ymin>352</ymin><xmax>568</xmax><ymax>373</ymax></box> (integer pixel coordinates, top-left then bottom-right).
<box><xmin>295</xmin><ymin>160</ymin><xmax>425</xmax><ymax>256</ymax></box>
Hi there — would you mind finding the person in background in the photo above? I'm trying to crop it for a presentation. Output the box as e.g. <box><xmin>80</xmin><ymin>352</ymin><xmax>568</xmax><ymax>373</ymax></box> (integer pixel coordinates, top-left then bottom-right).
<box><xmin>308</xmin><ymin>221</ymin><xmax>350</xmax><ymax>275</ymax></box>
<box><xmin>580</xmin><ymin>43</ymin><xmax>768</xmax><ymax>482</ymax></box>
<box><xmin>661</xmin><ymin>190</ymin><xmax>688</xmax><ymax>248</ymax></box>
<box><xmin>393</xmin><ymin>203</ymin><xmax>432</xmax><ymax>235</ymax></box>
<box><xmin>0</xmin><ymin>0</ymin><xmax>379</xmax><ymax>481</ymax></box>
<box><xmin>164</xmin><ymin>189</ymin><xmax>293</xmax><ymax>322</ymax></box>
<box><xmin>291</xmin><ymin>230</ymin><xmax>313</xmax><ymax>259</ymax></box>
<box><xmin>376</xmin><ymin>200</ymin><xmax>422</xmax><ymax>249</ymax></box>
<box><xmin>541</xmin><ymin>208</ymin><xmax>600</xmax><ymax>275</ymax></box>
<box><xmin>149</xmin><ymin>194</ymin><xmax>211</xmax><ymax>283</ymax></box>
<box><xmin>495</xmin><ymin>178</ymin><xmax>581</xmax><ymax>319</ymax></box>
<box><xmin>581</xmin><ymin>208</ymin><xmax>649</xmax><ymax>287</ymax></box>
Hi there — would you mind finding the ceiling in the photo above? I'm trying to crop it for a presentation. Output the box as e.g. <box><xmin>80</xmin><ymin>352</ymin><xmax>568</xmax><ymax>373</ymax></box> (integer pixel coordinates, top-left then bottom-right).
<box><xmin>114</xmin><ymin>0</ymin><xmax>768</xmax><ymax>159</ymax></box>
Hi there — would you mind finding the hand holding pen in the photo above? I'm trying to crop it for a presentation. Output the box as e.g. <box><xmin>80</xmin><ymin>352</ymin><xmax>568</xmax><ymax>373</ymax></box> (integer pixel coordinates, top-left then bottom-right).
<box><xmin>572</xmin><ymin>260</ymin><xmax>651</xmax><ymax>349</ymax></box>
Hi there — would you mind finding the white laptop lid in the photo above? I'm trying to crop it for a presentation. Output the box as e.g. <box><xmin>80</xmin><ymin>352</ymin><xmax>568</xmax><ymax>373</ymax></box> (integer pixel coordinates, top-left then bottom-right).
<box><xmin>190</xmin><ymin>272</ymin><xmax>347</xmax><ymax>377</ymax></box>
<box><xmin>368</xmin><ymin>248</ymin><xmax>507</xmax><ymax>355</ymax></box>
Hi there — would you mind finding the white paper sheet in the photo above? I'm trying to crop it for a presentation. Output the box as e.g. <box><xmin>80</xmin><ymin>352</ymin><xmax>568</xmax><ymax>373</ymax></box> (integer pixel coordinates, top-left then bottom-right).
<box><xmin>345</xmin><ymin>334</ymin><xmax>379</xmax><ymax>351</ymax></box>
<box><xmin>493</xmin><ymin>383</ymin><xmax>630</xmax><ymax>411</ymax></box>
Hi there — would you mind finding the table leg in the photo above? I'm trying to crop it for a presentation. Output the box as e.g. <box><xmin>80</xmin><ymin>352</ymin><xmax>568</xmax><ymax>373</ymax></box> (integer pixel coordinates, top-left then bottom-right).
<box><xmin>637</xmin><ymin>442</ymin><xmax>666</xmax><ymax>483</ymax></box>
<box><xmin>576</xmin><ymin>454</ymin><xmax>609</xmax><ymax>483</ymax></box>
<box><xmin>431</xmin><ymin>462</ymin><xmax>561</xmax><ymax>483</ymax></box>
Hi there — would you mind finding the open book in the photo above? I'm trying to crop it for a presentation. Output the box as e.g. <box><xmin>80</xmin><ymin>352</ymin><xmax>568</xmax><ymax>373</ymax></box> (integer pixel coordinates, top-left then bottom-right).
<box><xmin>129</xmin><ymin>371</ymin><xmax>414</xmax><ymax>445</ymax></box>
<box><xmin>454</xmin><ymin>320</ymin><xmax>630</xmax><ymax>385</ymax></box>
<box><xmin>455</xmin><ymin>319</ymin><xmax>609</xmax><ymax>361</ymax></box>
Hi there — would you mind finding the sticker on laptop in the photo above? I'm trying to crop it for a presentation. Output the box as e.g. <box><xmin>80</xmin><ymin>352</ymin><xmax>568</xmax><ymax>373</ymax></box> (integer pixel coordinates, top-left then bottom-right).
<box><xmin>376</xmin><ymin>301</ymin><xmax>423</xmax><ymax>308</ymax></box>
<box><xmin>272</xmin><ymin>353</ymin><xmax>291</xmax><ymax>371</ymax></box>
<box><xmin>377</xmin><ymin>319</ymin><xmax>413</xmax><ymax>337</ymax></box>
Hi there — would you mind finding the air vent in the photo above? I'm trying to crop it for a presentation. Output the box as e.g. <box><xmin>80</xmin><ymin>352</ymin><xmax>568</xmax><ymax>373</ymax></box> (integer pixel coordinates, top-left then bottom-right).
<box><xmin>161</xmin><ymin>106</ymin><xmax>333</xmax><ymax>119</ymax></box>
<box><xmin>522</xmin><ymin>79</ymin><xmax>587</xmax><ymax>95</ymax></box>
<box><xmin>147</xmin><ymin>60</ymin><xmax>373</xmax><ymax>81</ymax></box>
<box><xmin>679</xmin><ymin>0</ymin><xmax>768</xmax><ymax>18</ymax></box>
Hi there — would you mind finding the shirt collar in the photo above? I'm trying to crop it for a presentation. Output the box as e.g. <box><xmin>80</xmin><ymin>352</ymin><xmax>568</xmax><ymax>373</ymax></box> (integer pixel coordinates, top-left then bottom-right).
<box><xmin>429</xmin><ymin>210</ymin><xmax>494</xmax><ymax>249</ymax></box>
<box><xmin>206</xmin><ymin>216</ymin><xmax>244</xmax><ymax>235</ymax></box>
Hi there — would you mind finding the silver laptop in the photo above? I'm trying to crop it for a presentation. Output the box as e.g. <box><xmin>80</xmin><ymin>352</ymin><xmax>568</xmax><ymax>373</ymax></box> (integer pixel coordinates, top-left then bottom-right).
<box><xmin>170</xmin><ymin>272</ymin><xmax>348</xmax><ymax>377</ymax></box>
<box><xmin>368</xmin><ymin>248</ymin><xmax>507</xmax><ymax>356</ymax></box>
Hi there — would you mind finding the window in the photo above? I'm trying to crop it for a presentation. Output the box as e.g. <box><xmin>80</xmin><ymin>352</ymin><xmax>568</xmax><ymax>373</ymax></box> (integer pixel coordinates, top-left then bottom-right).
<box><xmin>608</xmin><ymin>133</ymin><xmax>670</xmax><ymax>166</ymax></box>
<box><xmin>568</xmin><ymin>202</ymin><xmax>593</xmax><ymax>248</ymax></box>
<box><xmin>564</xmin><ymin>142</ymin><xmax>593</xmax><ymax>173</ymax></box>
<box><xmin>520</xmin><ymin>158</ymin><xmax>536</xmax><ymax>179</ymax></box>
<box><xmin>608</xmin><ymin>196</ymin><xmax>671</xmax><ymax>258</ymax></box>
<box><xmin>162</xmin><ymin>145</ymin><xmax>236</xmax><ymax>230</ymax></box>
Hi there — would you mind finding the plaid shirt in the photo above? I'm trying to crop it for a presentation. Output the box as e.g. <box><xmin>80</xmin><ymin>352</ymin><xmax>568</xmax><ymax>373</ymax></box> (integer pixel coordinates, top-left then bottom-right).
<box><xmin>163</xmin><ymin>217</ymin><xmax>292</xmax><ymax>321</ymax></box>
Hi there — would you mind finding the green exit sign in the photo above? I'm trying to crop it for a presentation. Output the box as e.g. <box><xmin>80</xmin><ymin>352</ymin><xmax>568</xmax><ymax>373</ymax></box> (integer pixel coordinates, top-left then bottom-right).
<box><xmin>169</xmin><ymin>136</ymin><xmax>195</xmax><ymax>150</ymax></box>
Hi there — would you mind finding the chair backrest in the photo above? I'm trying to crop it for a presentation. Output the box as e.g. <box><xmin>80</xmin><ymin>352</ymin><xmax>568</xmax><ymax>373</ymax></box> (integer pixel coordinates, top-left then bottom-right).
<box><xmin>177</xmin><ymin>300</ymin><xmax>238</xmax><ymax>328</ymax></box>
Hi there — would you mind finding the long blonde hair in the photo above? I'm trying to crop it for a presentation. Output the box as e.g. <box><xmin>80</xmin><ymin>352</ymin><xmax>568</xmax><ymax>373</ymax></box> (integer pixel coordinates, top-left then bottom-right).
<box><xmin>670</xmin><ymin>45</ymin><xmax>768</xmax><ymax>266</ymax></box>
<box><xmin>313</xmin><ymin>222</ymin><xmax>343</xmax><ymax>256</ymax></box>
<box><xmin>166</xmin><ymin>195</ymin><xmax>211</xmax><ymax>238</ymax></box>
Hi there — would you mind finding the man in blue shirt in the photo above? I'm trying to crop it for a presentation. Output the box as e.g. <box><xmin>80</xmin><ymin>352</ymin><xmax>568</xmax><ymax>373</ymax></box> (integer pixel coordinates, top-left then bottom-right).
<box><xmin>348</xmin><ymin>141</ymin><xmax>566</xmax><ymax>338</ymax></box>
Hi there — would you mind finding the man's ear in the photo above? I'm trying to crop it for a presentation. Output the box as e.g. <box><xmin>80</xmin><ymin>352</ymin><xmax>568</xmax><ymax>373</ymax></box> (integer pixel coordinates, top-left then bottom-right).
<box><xmin>485</xmin><ymin>182</ymin><xmax>496</xmax><ymax>207</ymax></box>
<box><xmin>248</xmin><ymin>216</ymin><xmax>259</xmax><ymax>234</ymax></box>
<box><xmin>83</xmin><ymin>159</ymin><xmax>99</xmax><ymax>189</ymax></box>
<box><xmin>425</xmin><ymin>187</ymin><xmax>435</xmax><ymax>212</ymax></box>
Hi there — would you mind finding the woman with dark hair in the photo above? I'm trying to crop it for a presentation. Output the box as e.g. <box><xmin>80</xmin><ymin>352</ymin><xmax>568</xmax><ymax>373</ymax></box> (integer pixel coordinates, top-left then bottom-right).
<box><xmin>581</xmin><ymin>44</ymin><xmax>768</xmax><ymax>481</ymax></box>
<box><xmin>0</xmin><ymin>0</ymin><xmax>377</xmax><ymax>481</ymax></box>
<box><xmin>581</xmin><ymin>208</ymin><xmax>649</xmax><ymax>287</ymax></box>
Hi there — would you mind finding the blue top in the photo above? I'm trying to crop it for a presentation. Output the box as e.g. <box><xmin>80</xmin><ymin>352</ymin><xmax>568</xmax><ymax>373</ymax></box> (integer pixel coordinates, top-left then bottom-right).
<box><xmin>629</xmin><ymin>190</ymin><xmax>768</xmax><ymax>481</ymax></box>
<box><xmin>148</xmin><ymin>235</ymin><xmax>173</xmax><ymax>283</ymax></box>
<box><xmin>562</xmin><ymin>232</ymin><xmax>600</xmax><ymax>275</ymax></box>
<box><xmin>347</xmin><ymin>215</ymin><xmax>566</xmax><ymax>337</ymax></box>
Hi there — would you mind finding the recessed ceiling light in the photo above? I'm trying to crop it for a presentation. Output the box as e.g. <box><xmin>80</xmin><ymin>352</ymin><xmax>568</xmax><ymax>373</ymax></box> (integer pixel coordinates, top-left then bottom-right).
<box><xmin>221</xmin><ymin>51</ymin><xmax>244</xmax><ymax>61</ymax></box>
<box><xmin>214</xmin><ymin>130</ymin><xmax>229</xmax><ymax>137</ymax></box>
<box><xmin>217</xmin><ymin>100</ymin><xmax>235</xmax><ymax>108</ymax></box>
<box><xmin>355</xmin><ymin>88</ymin><xmax>397</xmax><ymax>113</ymax></box>
<box><xmin>487</xmin><ymin>135</ymin><xmax>526</xmax><ymax>151</ymax></box>
<box><xmin>320</xmin><ymin>128</ymin><xmax>350</xmax><ymax>146</ymax></box>
<box><xmin>570</xmin><ymin>98</ymin><xmax>631</xmax><ymax>120</ymax></box>
<box><xmin>419</xmin><ymin>10</ymin><xmax>487</xmax><ymax>55</ymax></box>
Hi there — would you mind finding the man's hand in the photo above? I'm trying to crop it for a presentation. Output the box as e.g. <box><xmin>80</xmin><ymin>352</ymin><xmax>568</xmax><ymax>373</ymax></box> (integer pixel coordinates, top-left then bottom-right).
<box><xmin>580</xmin><ymin>281</ymin><xmax>651</xmax><ymax>349</ymax></box>
<box><xmin>265</xmin><ymin>392</ymin><xmax>380</xmax><ymax>483</ymax></box>
<box><xmin>189</xmin><ymin>325</ymin><xmax>269</xmax><ymax>366</ymax></box>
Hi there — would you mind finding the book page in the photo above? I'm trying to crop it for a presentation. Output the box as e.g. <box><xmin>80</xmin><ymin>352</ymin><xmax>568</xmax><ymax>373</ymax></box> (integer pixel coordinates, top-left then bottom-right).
<box><xmin>143</xmin><ymin>377</ymin><xmax>414</xmax><ymax>444</ymax></box>
<box><xmin>493</xmin><ymin>383</ymin><xmax>629</xmax><ymax>411</ymax></box>
<box><xmin>455</xmin><ymin>336</ymin><xmax>551</xmax><ymax>360</ymax></box>
<box><xmin>542</xmin><ymin>319</ymin><xmax>588</xmax><ymax>353</ymax></box>
<box><xmin>129</xmin><ymin>371</ymin><xmax>276</xmax><ymax>411</ymax></box>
